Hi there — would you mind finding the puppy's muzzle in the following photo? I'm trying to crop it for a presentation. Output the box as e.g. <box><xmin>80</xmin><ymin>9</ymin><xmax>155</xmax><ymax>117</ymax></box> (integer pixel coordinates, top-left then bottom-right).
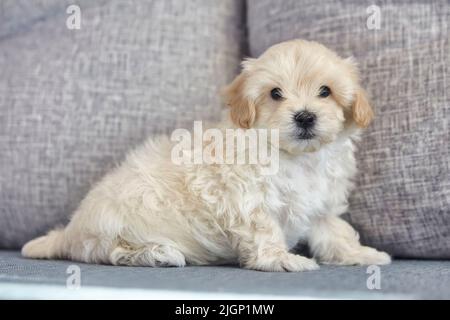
<box><xmin>294</xmin><ymin>111</ymin><xmax>316</xmax><ymax>139</ymax></box>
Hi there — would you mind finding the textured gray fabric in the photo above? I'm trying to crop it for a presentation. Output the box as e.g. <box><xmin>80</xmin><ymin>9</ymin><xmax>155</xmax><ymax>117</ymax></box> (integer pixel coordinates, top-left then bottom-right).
<box><xmin>0</xmin><ymin>0</ymin><xmax>245</xmax><ymax>248</ymax></box>
<box><xmin>247</xmin><ymin>0</ymin><xmax>450</xmax><ymax>258</ymax></box>
<box><xmin>1</xmin><ymin>251</ymin><xmax>449</xmax><ymax>299</ymax></box>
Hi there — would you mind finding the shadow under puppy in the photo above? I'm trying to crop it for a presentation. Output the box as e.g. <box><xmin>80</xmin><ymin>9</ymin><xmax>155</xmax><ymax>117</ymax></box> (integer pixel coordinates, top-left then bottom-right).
<box><xmin>22</xmin><ymin>39</ymin><xmax>390</xmax><ymax>271</ymax></box>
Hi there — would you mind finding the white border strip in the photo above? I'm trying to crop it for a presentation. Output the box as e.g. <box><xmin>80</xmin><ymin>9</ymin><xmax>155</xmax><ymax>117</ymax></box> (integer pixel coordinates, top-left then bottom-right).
<box><xmin>0</xmin><ymin>283</ymin><xmax>325</xmax><ymax>300</ymax></box>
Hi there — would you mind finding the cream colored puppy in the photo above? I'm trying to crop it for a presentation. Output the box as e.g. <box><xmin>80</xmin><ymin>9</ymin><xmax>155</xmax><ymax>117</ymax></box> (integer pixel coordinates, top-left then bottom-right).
<box><xmin>22</xmin><ymin>39</ymin><xmax>391</xmax><ymax>271</ymax></box>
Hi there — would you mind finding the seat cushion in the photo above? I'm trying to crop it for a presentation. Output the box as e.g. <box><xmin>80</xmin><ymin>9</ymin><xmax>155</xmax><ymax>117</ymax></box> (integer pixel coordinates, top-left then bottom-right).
<box><xmin>1</xmin><ymin>251</ymin><xmax>450</xmax><ymax>299</ymax></box>
<box><xmin>247</xmin><ymin>0</ymin><xmax>450</xmax><ymax>258</ymax></box>
<box><xmin>0</xmin><ymin>0</ymin><xmax>245</xmax><ymax>248</ymax></box>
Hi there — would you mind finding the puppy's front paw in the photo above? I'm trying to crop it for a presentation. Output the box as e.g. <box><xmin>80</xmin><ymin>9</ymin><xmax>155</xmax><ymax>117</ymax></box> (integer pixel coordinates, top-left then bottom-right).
<box><xmin>246</xmin><ymin>252</ymin><xmax>319</xmax><ymax>272</ymax></box>
<box><xmin>334</xmin><ymin>246</ymin><xmax>391</xmax><ymax>266</ymax></box>
<box><xmin>279</xmin><ymin>253</ymin><xmax>320</xmax><ymax>272</ymax></box>
<box><xmin>357</xmin><ymin>247</ymin><xmax>391</xmax><ymax>265</ymax></box>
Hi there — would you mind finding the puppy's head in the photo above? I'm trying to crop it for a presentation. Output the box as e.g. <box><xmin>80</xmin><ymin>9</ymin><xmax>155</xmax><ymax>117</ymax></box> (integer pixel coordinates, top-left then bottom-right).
<box><xmin>223</xmin><ymin>39</ymin><xmax>373</xmax><ymax>154</ymax></box>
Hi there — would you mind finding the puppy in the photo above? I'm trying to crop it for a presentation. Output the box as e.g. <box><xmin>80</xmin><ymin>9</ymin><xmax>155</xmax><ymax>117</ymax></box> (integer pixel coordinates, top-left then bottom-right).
<box><xmin>22</xmin><ymin>39</ymin><xmax>390</xmax><ymax>271</ymax></box>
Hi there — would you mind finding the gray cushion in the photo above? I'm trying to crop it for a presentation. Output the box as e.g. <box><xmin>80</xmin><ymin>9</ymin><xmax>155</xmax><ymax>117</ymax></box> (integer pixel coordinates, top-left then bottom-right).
<box><xmin>1</xmin><ymin>251</ymin><xmax>450</xmax><ymax>299</ymax></box>
<box><xmin>0</xmin><ymin>0</ymin><xmax>245</xmax><ymax>248</ymax></box>
<box><xmin>247</xmin><ymin>0</ymin><xmax>450</xmax><ymax>258</ymax></box>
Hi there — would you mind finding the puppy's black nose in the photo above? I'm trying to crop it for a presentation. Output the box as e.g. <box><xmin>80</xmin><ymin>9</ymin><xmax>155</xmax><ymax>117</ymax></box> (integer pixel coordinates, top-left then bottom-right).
<box><xmin>294</xmin><ymin>111</ymin><xmax>316</xmax><ymax>129</ymax></box>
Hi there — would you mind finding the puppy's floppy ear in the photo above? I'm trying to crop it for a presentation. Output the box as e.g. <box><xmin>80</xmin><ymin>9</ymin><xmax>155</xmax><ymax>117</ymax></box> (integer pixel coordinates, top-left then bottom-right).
<box><xmin>352</xmin><ymin>88</ymin><xmax>374</xmax><ymax>128</ymax></box>
<box><xmin>222</xmin><ymin>72</ymin><xmax>256</xmax><ymax>129</ymax></box>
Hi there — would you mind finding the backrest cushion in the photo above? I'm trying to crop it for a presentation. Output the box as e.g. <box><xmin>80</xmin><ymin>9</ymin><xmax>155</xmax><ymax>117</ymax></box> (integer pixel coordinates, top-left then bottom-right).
<box><xmin>0</xmin><ymin>0</ymin><xmax>245</xmax><ymax>248</ymax></box>
<box><xmin>247</xmin><ymin>0</ymin><xmax>450</xmax><ymax>258</ymax></box>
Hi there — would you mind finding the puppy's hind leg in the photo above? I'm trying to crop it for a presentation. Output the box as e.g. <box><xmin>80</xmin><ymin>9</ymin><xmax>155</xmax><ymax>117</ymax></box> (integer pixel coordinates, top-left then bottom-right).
<box><xmin>308</xmin><ymin>215</ymin><xmax>391</xmax><ymax>266</ymax></box>
<box><xmin>109</xmin><ymin>241</ymin><xmax>186</xmax><ymax>267</ymax></box>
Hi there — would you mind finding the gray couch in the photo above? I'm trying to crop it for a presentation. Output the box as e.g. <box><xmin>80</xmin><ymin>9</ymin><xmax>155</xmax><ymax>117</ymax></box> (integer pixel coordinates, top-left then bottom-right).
<box><xmin>1</xmin><ymin>0</ymin><xmax>449</xmax><ymax>299</ymax></box>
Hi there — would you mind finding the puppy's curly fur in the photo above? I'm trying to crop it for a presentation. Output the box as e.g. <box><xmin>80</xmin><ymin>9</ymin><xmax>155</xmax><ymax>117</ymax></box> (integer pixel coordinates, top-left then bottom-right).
<box><xmin>22</xmin><ymin>40</ymin><xmax>390</xmax><ymax>271</ymax></box>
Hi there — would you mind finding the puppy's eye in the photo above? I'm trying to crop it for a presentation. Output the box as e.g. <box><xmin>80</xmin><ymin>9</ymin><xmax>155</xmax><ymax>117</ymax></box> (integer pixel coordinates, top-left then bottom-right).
<box><xmin>270</xmin><ymin>88</ymin><xmax>283</xmax><ymax>101</ymax></box>
<box><xmin>318</xmin><ymin>86</ymin><xmax>331</xmax><ymax>98</ymax></box>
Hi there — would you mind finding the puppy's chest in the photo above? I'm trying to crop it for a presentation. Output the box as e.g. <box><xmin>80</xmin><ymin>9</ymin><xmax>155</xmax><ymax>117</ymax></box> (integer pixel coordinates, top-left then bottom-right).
<box><xmin>265</xmin><ymin>148</ymin><xmax>356</xmax><ymax>247</ymax></box>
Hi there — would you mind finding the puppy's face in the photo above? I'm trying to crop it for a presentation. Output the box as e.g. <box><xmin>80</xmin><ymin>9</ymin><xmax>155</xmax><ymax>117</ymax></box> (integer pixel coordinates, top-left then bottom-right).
<box><xmin>223</xmin><ymin>40</ymin><xmax>373</xmax><ymax>154</ymax></box>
